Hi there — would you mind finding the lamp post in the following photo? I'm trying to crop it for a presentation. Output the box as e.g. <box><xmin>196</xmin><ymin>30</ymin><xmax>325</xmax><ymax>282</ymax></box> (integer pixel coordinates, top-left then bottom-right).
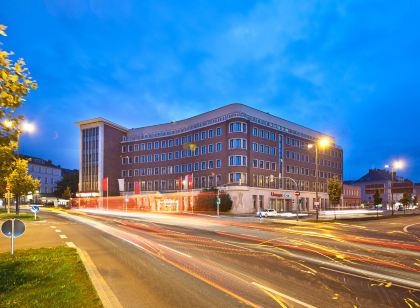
<box><xmin>385</xmin><ymin>160</ymin><xmax>404</xmax><ymax>216</ymax></box>
<box><xmin>308</xmin><ymin>137</ymin><xmax>332</xmax><ymax>221</ymax></box>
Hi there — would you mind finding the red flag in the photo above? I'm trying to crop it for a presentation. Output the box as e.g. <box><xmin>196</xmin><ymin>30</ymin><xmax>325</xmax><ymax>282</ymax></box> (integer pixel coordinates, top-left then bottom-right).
<box><xmin>134</xmin><ymin>181</ymin><xmax>140</xmax><ymax>194</ymax></box>
<box><xmin>102</xmin><ymin>177</ymin><xmax>108</xmax><ymax>192</ymax></box>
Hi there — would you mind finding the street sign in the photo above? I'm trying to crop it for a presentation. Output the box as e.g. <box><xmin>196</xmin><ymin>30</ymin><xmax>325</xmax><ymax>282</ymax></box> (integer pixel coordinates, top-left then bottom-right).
<box><xmin>1</xmin><ymin>219</ymin><xmax>26</xmax><ymax>256</ymax></box>
<box><xmin>294</xmin><ymin>191</ymin><xmax>300</xmax><ymax>196</ymax></box>
<box><xmin>31</xmin><ymin>205</ymin><xmax>40</xmax><ymax>213</ymax></box>
<box><xmin>216</xmin><ymin>198</ymin><xmax>221</xmax><ymax>206</ymax></box>
<box><xmin>1</xmin><ymin>219</ymin><xmax>26</xmax><ymax>238</ymax></box>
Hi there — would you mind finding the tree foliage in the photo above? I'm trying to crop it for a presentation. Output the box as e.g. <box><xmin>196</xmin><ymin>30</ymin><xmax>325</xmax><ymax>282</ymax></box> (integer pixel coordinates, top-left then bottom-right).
<box><xmin>55</xmin><ymin>171</ymin><xmax>78</xmax><ymax>197</ymax></box>
<box><xmin>196</xmin><ymin>188</ymin><xmax>233</xmax><ymax>212</ymax></box>
<box><xmin>7</xmin><ymin>158</ymin><xmax>40</xmax><ymax>214</ymax></box>
<box><xmin>63</xmin><ymin>186</ymin><xmax>72</xmax><ymax>200</ymax></box>
<box><xmin>327</xmin><ymin>176</ymin><xmax>342</xmax><ymax>206</ymax></box>
<box><xmin>399</xmin><ymin>192</ymin><xmax>411</xmax><ymax>208</ymax></box>
<box><xmin>0</xmin><ymin>24</ymin><xmax>37</xmax><ymax>197</ymax></box>
<box><xmin>373</xmin><ymin>189</ymin><xmax>382</xmax><ymax>206</ymax></box>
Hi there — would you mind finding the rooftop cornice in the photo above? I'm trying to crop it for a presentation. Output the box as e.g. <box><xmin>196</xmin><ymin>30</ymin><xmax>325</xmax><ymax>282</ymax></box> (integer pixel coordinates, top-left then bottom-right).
<box><xmin>75</xmin><ymin>117</ymin><xmax>128</xmax><ymax>132</ymax></box>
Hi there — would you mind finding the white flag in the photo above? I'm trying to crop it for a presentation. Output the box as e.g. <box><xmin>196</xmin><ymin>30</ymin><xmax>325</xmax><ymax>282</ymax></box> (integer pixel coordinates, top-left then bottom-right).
<box><xmin>118</xmin><ymin>178</ymin><xmax>125</xmax><ymax>192</ymax></box>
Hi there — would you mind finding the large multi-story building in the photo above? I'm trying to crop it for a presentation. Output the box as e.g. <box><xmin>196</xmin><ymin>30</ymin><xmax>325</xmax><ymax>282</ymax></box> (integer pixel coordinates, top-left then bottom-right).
<box><xmin>76</xmin><ymin>104</ymin><xmax>343</xmax><ymax>213</ymax></box>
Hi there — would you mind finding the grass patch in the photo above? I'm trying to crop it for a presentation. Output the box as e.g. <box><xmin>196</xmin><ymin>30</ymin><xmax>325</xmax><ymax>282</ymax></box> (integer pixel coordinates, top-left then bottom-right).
<box><xmin>0</xmin><ymin>246</ymin><xmax>102</xmax><ymax>308</ymax></box>
<box><xmin>0</xmin><ymin>213</ymin><xmax>41</xmax><ymax>221</ymax></box>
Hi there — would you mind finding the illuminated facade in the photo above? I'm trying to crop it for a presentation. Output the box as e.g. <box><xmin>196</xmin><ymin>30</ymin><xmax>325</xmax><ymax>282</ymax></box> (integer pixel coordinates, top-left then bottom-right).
<box><xmin>76</xmin><ymin>103</ymin><xmax>343</xmax><ymax>213</ymax></box>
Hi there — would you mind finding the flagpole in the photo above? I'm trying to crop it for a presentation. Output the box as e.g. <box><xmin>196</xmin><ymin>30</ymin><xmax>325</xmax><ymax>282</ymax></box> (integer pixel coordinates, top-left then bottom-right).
<box><xmin>106</xmin><ymin>177</ymin><xmax>109</xmax><ymax>210</ymax></box>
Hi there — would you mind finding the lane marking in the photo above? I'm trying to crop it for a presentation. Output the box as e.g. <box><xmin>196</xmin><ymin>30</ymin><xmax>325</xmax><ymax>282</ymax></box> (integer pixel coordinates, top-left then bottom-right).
<box><xmin>158</xmin><ymin>244</ymin><xmax>192</xmax><ymax>258</ymax></box>
<box><xmin>320</xmin><ymin>267</ymin><xmax>419</xmax><ymax>291</ymax></box>
<box><xmin>404</xmin><ymin>223</ymin><xmax>420</xmax><ymax>233</ymax></box>
<box><xmin>241</xmin><ymin>233</ymin><xmax>257</xmax><ymax>238</ymax></box>
<box><xmin>50</xmin><ymin>226</ymin><xmax>56</xmax><ymax>229</ymax></box>
<box><xmin>66</xmin><ymin>242</ymin><xmax>76</xmax><ymax>248</ymax></box>
<box><xmin>55</xmin><ymin>229</ymin><xmax>61</xmax><ymax>233</ymax></box>
<box><xmin>59</xmin><ymin>234</ymin><xmax>68</xmax><ymax>239</ymax></box>
<box><xmin>252</xmin><ymin>282</ymin><xmax>317</xmax><ymax>308</ymax></box>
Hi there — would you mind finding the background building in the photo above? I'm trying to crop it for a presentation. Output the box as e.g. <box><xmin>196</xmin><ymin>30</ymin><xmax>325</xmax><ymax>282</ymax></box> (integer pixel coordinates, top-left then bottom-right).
<box><xmin>342</xmin><ymin>184</ymin><xmax>361</xmax><ymax>207</ymax></box>
<box><xmin>76</xmin><ymin>103</ymin><xmax>343</xmax><ymax>213</ymax></box>
<box><xmin>348</xmin><ymin>169</ymin><xmax>414</xmax><ymax>208</ymax></box>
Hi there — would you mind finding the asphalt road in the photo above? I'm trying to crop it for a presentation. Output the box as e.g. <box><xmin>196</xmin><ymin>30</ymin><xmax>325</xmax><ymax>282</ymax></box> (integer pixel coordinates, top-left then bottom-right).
<box><xmin>8</xmin><ymin>209</ymin><xmax>420</xmax><ymax>307</ymax></box>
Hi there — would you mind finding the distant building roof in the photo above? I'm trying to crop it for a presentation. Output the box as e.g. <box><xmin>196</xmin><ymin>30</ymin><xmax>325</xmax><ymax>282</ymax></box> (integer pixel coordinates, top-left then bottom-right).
<box><xmin>21</xmin><ymin>154</ymin><xmax>61</xmax><ymax>169</ymax></box>
<box><xmin>62</xmin><ymin>168</ymin><xmax>79</xmax><ymax>175</ymax></box>
<box><xmin>356</xmin><ymin>169</ymin><xmax>392</xmax><ymax>182</ymax></box>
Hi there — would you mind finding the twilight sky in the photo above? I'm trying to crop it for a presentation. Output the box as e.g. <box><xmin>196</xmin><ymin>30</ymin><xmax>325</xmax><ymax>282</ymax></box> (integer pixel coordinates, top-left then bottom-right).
<box><xmin>1</xmin><ymin>1</ymin><xmax>419</xmax><ymax>181</ymax></box>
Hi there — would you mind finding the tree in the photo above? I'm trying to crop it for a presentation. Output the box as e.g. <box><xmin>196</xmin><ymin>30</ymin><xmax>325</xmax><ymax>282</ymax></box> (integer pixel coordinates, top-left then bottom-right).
<box><xmin>327</xmin><ymin>176</ymin><xmax>342</xmax><ymax>208</ymax></box>
<box><xmin>414</xmin><ymin>195</ymin><xmax>418</xmax><ymax>206</ymax></box>
<box><xmin>0</xmin><ymin>24</ymin><xmax>37</xmax><ymax>199</ymax></box>
<box><xmin>373</xmin><ymin>189</ymin><xmax>382</xmax><ymax>207</ymax></box>
<box><xmin>196</xmin><ymin>188</ymin><xmax>233</xmax><ymax>212</ymax></box>
<box><xmin>54</xmin><ymin>171</ymin><xmax>78</xmax><ymax>197</ymax></box>
<box><xmin>400</xmin><ymin>192</ymin><xmax>411</xmax><ymax>210</ymax></box>
<box><xmin>63</xmin><ymin>186</ymin><xmax>72</xmax><ymax>200</ymax></box>
<box><xmin>7</xmin><ymin>158</ymin><xmax>40</xmax><ymax>215</ymax></box>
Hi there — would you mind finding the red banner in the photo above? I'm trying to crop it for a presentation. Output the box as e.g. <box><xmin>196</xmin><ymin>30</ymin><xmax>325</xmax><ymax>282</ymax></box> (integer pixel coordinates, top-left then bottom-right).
<box><xmin>134</xmin><ymin>181</ymin><xmax>140</xmax><ymax>194</ymax></box>
<box><xmin>102</xmin><ymin>177</ymin><xmax>108</xmax><ymax>192</ymax></box>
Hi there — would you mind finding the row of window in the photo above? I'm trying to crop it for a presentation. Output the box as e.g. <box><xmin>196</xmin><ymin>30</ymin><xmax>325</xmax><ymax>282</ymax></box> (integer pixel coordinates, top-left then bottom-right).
<box><xmin>252</xmin><ymin>127</ymin><xmax>277</xmax><ymax>141</ymax></box>
<box><xmin>285</xmin><ymin>150</ymin><xmax>342</xmax><ymax>169</ymax></box>
<box><xmin>122</xmin><ymin>160</ymin><xmax>223</xmax><ymax>177</ymax></box>
<box><xmin>122</xmin><ymin>143</ymin><xmax>224</xmax><ymax>164</ymax></box>
<box><xmin>251</xmin><ymin>143</ymin><xmax>276</xmax><ymax>155</ymax></box>
<box><xmin>252</xmin><ymin>159</ymin><xmax>277</xmax><ymax>171</ymax></box>
<box><xmin>285</xmin><ymin>165</ymin><xmax>342</xmax><ymax>179</ymax></box>
<box><xmin>285</xmin><ymin>137</ymin><xmax>342</xmax><ymax>158</ymax></box>
<box><xmin>122</xmin><ymin>127</ymin><xmax>224</xmax><ymax>153</ymax></box>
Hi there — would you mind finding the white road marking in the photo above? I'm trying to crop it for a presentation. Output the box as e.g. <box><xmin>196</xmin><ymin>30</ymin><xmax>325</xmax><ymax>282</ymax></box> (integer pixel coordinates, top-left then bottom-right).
<box><xmin>66</xmin><ymin>242</ymin><xmax>76</xmax><ymax>248</ymax></box>
<box><xmin>158</xmin><ymin>244</ymin><xmax>192</xmax><ymax>258</ymax></box>
<box><xmin>240</xmin><ymin>233</ymin><xmax>257</xmax><ymax>238</ymax></box>
<box><xmin>403</xmin><ymin>223</ymin><xmax>419</xmax><ymax>233</ymax></box>
<box><xmin>320</xmin><ymin>266</ymin><xmax>419</xmax><ymax>291</ymax></box>
<box><xmin>55</xmin><ymin>229</ymin><xmax>61</xmax><ymax>233</ymax></box>
<box><xmin>50</xmin><ymin>226</ymin><xmax>56</xmax><ymax>229</ymax></box>
<box><xmin>252</xmin><ymin>282</ymin><xmax>317</xmax><ymax>308</ymax></box>
<box><xmin>59</xmin><ymin>234</ymin><xmax>68</xmax><ymax>239</ymax></box>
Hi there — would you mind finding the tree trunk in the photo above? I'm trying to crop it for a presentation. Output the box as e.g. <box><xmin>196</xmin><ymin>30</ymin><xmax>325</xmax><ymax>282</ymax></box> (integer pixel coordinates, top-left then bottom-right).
<box><xmin>15</xmin><ymin>194</ymin><xmax>20</xmax><ymax>215</ymax></box>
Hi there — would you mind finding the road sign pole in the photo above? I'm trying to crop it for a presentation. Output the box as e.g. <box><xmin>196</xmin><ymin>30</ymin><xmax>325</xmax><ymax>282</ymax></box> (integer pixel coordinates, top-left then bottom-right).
<box><xmin>11</xmin><ymin>219</ymin><xmax>14</xmax><ymax>256</ymax></box>
<box><xmin>34</xmin><ymin>211</ymin><xmax>37</xmax><ymax>220</ymax></box>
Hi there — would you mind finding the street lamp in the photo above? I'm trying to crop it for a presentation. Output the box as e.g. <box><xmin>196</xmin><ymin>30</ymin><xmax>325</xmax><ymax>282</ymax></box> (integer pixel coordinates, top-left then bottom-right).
<box><xmin>2</xmin><ymin>120</ymin><xmax>36</xmax><ymax>155</ymax></box>
<box><xmin>385</xmin><ymin>160</ymin><xmax>404</xmax><ymax>216</ymax></box>
<box><xmin>308</xmin><ymin>137</ymin><xmax>332</xmax><ymax>221</ymax></box>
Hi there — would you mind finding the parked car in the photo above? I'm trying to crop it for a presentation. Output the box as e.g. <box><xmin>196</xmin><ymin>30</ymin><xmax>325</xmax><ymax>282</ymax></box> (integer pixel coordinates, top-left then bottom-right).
<box><xmin>256</xmin><ymin>209</ymin><xmax>278</xmax><ymax>217</ymax></box>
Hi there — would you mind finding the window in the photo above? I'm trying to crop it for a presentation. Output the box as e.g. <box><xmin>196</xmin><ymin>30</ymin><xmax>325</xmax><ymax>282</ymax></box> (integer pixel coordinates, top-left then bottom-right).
<box><xmin>181</xmin><ymin>150</ymin><xmax>186</xmax><ymax>158</ymax></box>
<box><xmin>188</xmin><ymin>135</ymin><xmax>192</xmax><ymax>143</ymax></box>
<box><xmin>271</xmin><ymin>147</ymin><xmax>276</xmax><ymax>155</ymax></box>
<box><xmin>216</xmin><ymin>127</ymin><xmax>222</xmax><ymax>136</ymax></box>
<box><xmin>175</xmin><ymin>165</ymin><xmax>180</xmax><ymax>173</ymax></box>
<box><xmin>168</xmin><ymin>139</ymin><xmax>173</xmax><ymax>147</ymax></box>
<box><xmin>265</xmin><ymin>161</ymin><xmax>270</xmax><ymax>170</ymax></box>
<box><xmin>194</xmin><ymin>147</ymin><xmax>199</xmax><ymax>156</ymax></box>
<box><xmin>259</xmin><ymin>130</ymin><xmax>264</xmax><ymax>138</ymax></box>
<box><xmin>259</xmin><ymin>160</ymin><xmax>264</xmax><ymax>169</ymax></box>
<box><xmin>175</xmin><ymin>138</ymin><xmax>180</xmax><ymax>146</ymax></box>
<box><xmin>208</xmin><ymin>144</ymin><xmax>214</xmax><ymax>153</ymax></box>
<box><xmin>253</xmin><ymin>159</ymin><xmax>258</xmax><ymax>168</ymax></box>
<box><xmin>175</xmin><ymin>151</ymin><xmax>179</xmax><ymax>159</ymax></box>
<box><xmin>208</xmin><ymin>129</ymin><xmax>214</xmax><ymax>138</ymax></box>
<box><xmin>162</xmin><ymin>140</ymin><xmax>167</xmax><ymax>148</ymax></box>
<box><xmin>265</xmin><ymin>146</ymin><xmax>270</xmax><ymax>154</ymax></box>
<box><xmin>194</xmin><ymin>133</ymin><xmax>200</xmax><ymax>141</ymax></box>
<box><xmin>194</xmin><ymin>162</ymin><xmax>199</xmax><ymax>171</ymax></box>
<box><xmin>154</xmin><ymin>154</ymin><xmax>159</xmax><ymax>162</ymax></box>
<box><xmin>188</xmin><ymin>164</ymin><xmax>192</xmax><ymax>172</ymax></box>
<box><xmin>253</xmin><ymin>127</ymin><xmax>258</xmax><ymax>136</ymax></box>
<box><xmin>141</xmin><ymin>155</ymin><xmax>146</xmax><ymax>163</ymax></box>
<box><xmin>134</xmin><ymin>156</ymin><xmax>139</xmax><ymax>164</ymax></box>
<box><xmin>147</xmin><ymin>154</ymin><xmax>152</xmax><ymax>162</ymax></box>
<box><xmin>161</xmin><ymin>153</ymin><xmax>167</xmax><ymax>161</ymax></box>
<box><xmin>229</xmin><ymin>155</ymin><xmax>247</xmax><ymax>166</ymax></box>
<box><xmin>201</xmin><ymin>146</ymin><xmax>207</xmax><ymax>155</ymax></box>
<box><xmin>181</xmin><ymin>136</ymin><xmax>187</xmax><ymax>144</ymax></box>
<box><xmin>122</xmin><ymin>145</ymin><xmax>126</xmax><ymax>153</ymax></box>
<box><xmin>285</xmin><ymin>137</ymin><xmax>290</xmax><ymax>145</ymax></box>
<box><xmin>271</xmin><ymin>133</ymin><xmax>276</xmax><ymax>141</ymax></box>
<box><xmin>134</xmin><ymin>144</ymin><xmax>139</xmax><ymax>151</ymax></box>
<box><xmin>154</xmin><ymin>167</ymin><xmax>159</xmax><ymax>175</ymax></box>
<box><xmin>285</xmin><ymin>151</ymin><xmax>290</xmax><ymax>159</ymax></box>
<box><xmin>182</xmin><ymin>165</ymin><xmax>187</xmax><ymax>172</ymax></box>
<box><xmin>229</xmin><ymin>122</ymin><xmax>247</xmax><ymax>133</ymax></box>
<box><xmin>141</xmin><ymin>143</ymin><xmax>146</xmax><ymax>151</ymax></box>
<box><xmin>154</xmin><ymin>141</ymin><xmax>159</xmax><ymax>149</ymax></box>
<box><xmin>252</xmin><ymin>143</ymin><xmax>258</xmax><ymax>152</ymax></box>
<box><xmin>208</xmin><ymin>160</ymin><xmax>214</xmax><ymax>169</ymax></box>
<box><xmin>201</xmin><ymin>131</ymin><xmax>206</xmax><ymax>140</ymax></box>
<box><xmin>201</xmin><ymin>161</ymin><xmax>207</xmax><ymax>170</ymax></box>
<box><xmin>216</xmin><ymin>159</ymin><xmax>221</xmax><ymax>168</ymax></box>
<box><xmin>271</xmin><ymin>162</ymin><xmax>276</xmax><ymax>171</ymax></box>
<box><xmin>216</xmin><ymin>142</ymin><xmax>222</xmax><ymax>152</ymax></box>
<box><xmin>168</xmin><ymin>152</ymin><xmax>173</xmax><ymax>160</ymax></box>
<box><xmin>147</xmin><ymin>143</ymin><xmax>152</xmax><ymax>150</ymax></box>
<box><xmin>259</xmin><ymin>144</ymin><xmax>264</xmax><ymax>153</ymax></box>
<box><xmin>127</xmin><ymin>145</ymin><xmax>133</xmax><ymax>152</ymax></box>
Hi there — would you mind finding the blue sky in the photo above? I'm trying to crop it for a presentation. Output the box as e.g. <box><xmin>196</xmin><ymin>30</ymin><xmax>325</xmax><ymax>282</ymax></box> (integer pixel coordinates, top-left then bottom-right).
<box><xmin>1</xmin><ymin>1</ymin><xmax>419</xmax><ymax>181</ymax></box>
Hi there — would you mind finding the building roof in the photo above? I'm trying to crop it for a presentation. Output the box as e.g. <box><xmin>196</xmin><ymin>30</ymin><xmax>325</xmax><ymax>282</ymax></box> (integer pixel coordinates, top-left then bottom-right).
<box><xmin>75</xmin><ymin>117</ymin><xmax>128</xmax><ymax>132</ymax></box>
<box><xmin>21</xmin><ymin>154</ymin><xmax>61</xmax><ymax>169</ymax></box>
<box><xmin>127</xmin><ymin>103</ymin><xmax>337</xmax><ymax>143</ymax></box>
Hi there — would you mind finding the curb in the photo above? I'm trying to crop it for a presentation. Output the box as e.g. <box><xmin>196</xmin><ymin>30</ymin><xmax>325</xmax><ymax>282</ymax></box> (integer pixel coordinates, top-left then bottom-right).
<box><xmin>68</xmin><ymin>242</ymin><xmax>122</xmax><ymax>308</ymax></box>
